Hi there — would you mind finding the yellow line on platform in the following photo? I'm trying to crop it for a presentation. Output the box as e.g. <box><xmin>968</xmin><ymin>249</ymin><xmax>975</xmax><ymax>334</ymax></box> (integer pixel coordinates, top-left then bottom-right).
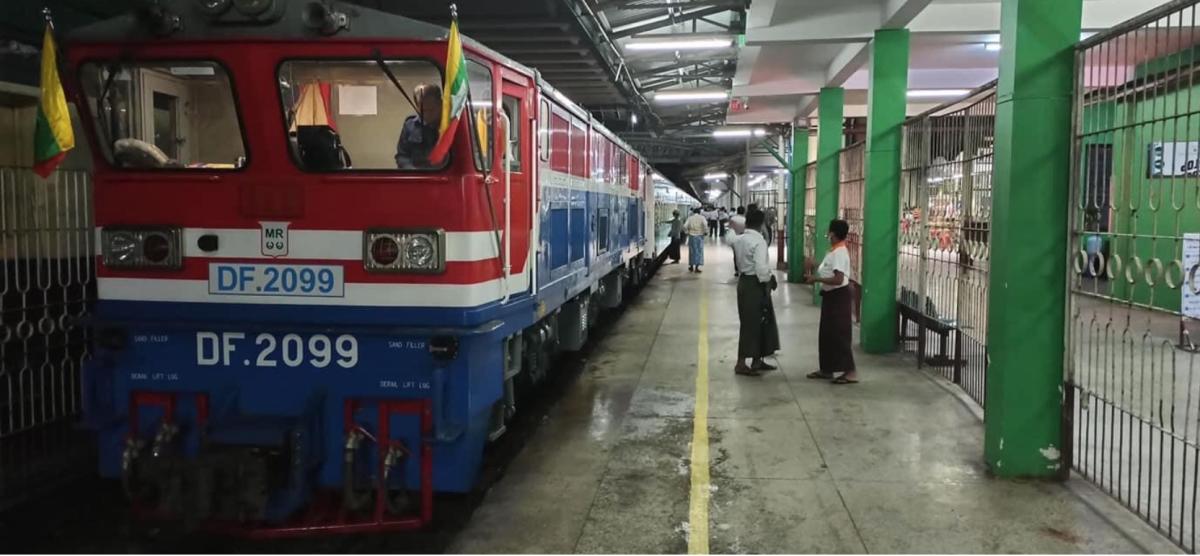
<box><xmin>688</xmin><ymin>279</ymin><xmax>710</xmax><ymax>554</ymax></box>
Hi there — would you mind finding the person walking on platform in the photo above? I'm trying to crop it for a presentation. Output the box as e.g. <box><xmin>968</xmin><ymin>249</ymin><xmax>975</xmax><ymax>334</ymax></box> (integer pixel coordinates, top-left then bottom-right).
<box><xmin>666</xmin><ymin>209</ymin><xmax>684</xmax><ymax>264</ymax></box>
<box><xmin>731</xmin><ymin>208</ymin><xmax>780</xmax><ymax>376</ymax></box>
<box><xmin>805</xmin><ymin>219</ymin><xmax>858</xmax><ymax>384</ymax></box>
<box><xmin>718</xmin><ymin>206</ymin><xmax>730</xmax><ymax>238</ymax></box>
<box><xmin>704</xmin><ymin>205</ymin><xmax>720</xmax><ymax>239</ymax></box>
<box><xmin>685</xmin><ymin>207</ymin><xmax>708</xmax><ymax>273</ymax></box>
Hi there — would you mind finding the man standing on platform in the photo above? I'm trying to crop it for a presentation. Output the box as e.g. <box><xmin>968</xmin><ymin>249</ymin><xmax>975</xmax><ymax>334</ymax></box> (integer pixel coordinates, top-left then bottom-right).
<box><xmin>666</xmin><ymin>209</ymin><xmax>684</xmax><ymax>264</ymax></box>
<box><xmin>731</xmin><ymin>208</ymin><xmax>780</xmax><ymax>376</ymax></box>
<box><xmin>685</xmin><ymin>207</ymin><xmax>708</xmax><ymax>273</ymax></box>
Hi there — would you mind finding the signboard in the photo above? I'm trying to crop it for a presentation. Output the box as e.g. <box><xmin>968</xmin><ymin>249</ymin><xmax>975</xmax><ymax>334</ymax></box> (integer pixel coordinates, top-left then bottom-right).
<box><xmin>1149</xmin><ymin>142</ymin><xmax>1200</xmax><ymax>177</ymax></box>
<box><xmin>1183</xmin><ymin>233</ymin><xmax>1200</xmax><ymax>319</ymax></box>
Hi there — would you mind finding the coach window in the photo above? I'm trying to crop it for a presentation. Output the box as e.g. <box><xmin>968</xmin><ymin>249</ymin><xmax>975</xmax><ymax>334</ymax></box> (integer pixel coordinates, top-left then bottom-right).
<box><xmin>276</xmin><ymin>59</ymin><xmax>442</xmax><ymax>171</ymax></box>
<box><xmin>79</xmin><ymin>61</ymin><xmax>246</xmax><ymax>170</ymax></box>
<box><xmin>502</xmin><ymin>95</ymin><xmax>521</xmax><ymax>171</ymax></box>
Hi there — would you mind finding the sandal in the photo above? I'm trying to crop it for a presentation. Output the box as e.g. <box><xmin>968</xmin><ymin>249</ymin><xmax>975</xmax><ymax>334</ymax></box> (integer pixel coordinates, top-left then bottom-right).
<box><xmin>807</xmin><ymin>371</ymin><xmax>834</xmax><ymax>379</ymax></box>
<box><xmin>735</xmin><ymin>365</ymin><xmax>762</xmax><ymax>377</ymax></box>
<box><xmin>832</xmin><ymin>375</ymin><xmax>859</xmax><ymax>384</ymax></box>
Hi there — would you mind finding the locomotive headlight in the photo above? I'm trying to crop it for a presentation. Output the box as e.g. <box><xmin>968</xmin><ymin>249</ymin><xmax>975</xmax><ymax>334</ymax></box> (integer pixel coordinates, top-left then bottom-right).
<box><xmin>404</xmin><ymin>235</ymin><xmax>437</xmax><ymax>269</ymax></box>
<box><xmin>364</xmin><ymin>230</ymin><xmax>445</xmax><ymax>274</ymax></box>
<box><xmin>102</xmin><ymin>227</ymin><xmax>182</xmax><ymax>270</ymax></box>
<box><xmin>106</xmin><ymin>232</ymin><xmax>139</xmax><ymax>264</ymax></box>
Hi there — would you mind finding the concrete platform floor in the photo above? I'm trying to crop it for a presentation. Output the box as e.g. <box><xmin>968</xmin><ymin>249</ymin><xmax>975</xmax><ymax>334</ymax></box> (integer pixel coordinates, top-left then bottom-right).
<box><xmin>451</xmin><ymin>239</ymin><xmax>1182</xmax><ymax>554</ymax></box>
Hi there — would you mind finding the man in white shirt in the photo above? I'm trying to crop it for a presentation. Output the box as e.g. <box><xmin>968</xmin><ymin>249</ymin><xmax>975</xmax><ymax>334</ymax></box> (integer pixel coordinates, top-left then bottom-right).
<box><xmin>731</xmin><ymin>208</ymin><xmax>780</xmax><ymax>376</ymax></box>
<box><xmin>804</xmin><ymin>219</ymin><xmax>857</xmax><ymax>384</ymax></box>
<box><xmin>684</xmin><ymin>208</ymin><xmax>708</xmax><ymax>272</ymax></box>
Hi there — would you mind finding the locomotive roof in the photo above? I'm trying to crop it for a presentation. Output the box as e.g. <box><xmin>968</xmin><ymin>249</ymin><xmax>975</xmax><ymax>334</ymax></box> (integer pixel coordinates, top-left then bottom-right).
<box><xmin>67</xmin><ymin>0</ymin><xmax>528</xmax><ymax>75</ymax></box>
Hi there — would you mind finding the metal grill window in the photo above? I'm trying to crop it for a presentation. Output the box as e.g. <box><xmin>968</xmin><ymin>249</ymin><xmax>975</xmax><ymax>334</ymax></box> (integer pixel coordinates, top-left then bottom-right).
<box><xmin>898</xmin><ymin>84</ymin><xmax>996</xmax><ymax>407</ymax></box>
<box><xmin>838</xmin><ymin>142</ymin><xmax>865</xmax><ymax>285</ymax></box>
<box><xmin>1068</xmin><ymin>2</ymin><xmax>1200</xmax><ymax>550</ymax></box>
<box><xmin>804</xmin><ymin>162</ymin><xmax>817</xmax><ymax>261</ymax></box>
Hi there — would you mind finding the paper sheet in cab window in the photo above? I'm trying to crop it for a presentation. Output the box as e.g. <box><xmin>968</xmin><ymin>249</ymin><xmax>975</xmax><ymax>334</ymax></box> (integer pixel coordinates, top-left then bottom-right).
<box><xmin>338</xmin><ymin>85</ymin><xmax>377</xmax><ymax>116</ymax></box>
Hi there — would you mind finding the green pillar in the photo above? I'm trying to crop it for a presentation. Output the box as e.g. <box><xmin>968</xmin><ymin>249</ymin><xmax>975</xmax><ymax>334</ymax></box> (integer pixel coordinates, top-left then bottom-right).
<box><xmin>788</xmin><ymin>125</ymin><xmax>810</xmax><ymax>283</ymax></box>
<box><xmin>984</xmin><ymin>0</ymin><xmax>1081</xmax><ymax>478</ymax></box>
<box><xmin>814</xmin><ymin>88</ymin><xmax>844</xmax><ymax>302</ymax></box>
<box><xmin>861</xmin><ymin>29</ymin><xmax>910</xmax><ymax>354</ymax></box>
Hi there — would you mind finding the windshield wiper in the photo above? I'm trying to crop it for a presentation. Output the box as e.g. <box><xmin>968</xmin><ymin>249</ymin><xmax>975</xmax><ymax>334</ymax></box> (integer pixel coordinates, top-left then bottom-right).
<box><xmin>372</xmin><ymin>49</ymin><xmax>421</xmax><ymax>115</ymax></box>
<box><xmin>95</xmin><ymin>58</ymin><xmax>128</xmax><ymax>153</ymax></box>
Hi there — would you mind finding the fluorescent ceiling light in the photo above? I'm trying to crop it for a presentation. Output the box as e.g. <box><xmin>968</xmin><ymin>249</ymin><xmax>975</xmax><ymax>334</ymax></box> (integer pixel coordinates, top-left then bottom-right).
<box><xmin>630</xmin><ymin>113</ymin><xmax>638</xmax><ymax>125</ymax></box>
<box><xmin>625</xmin><ymin>38</ymin><xmax>733</xmax><ymax>51</ymax></box>
<box><xmin>908</xmin><ymin>89</ymin><xmax>971</xmax><ymax>99</ymax></box>
<box><xmin>704</xmin><ymin>172</ymin><xmax>729</xmax><ymax>180</ymax></box>
<box><xmin>984</xmin><ymin>42</ymin><xmax>1001</xmax><ymax>51</ymax></box>
<box><xmin>712</xmin><ymin>128</ymin><xmax>766</xmax><ymax>138</ymax></box>
<box><xmin>655</xmin><ymin>90</ymin><xmax>730</xmax><ymax>102</ymax></box>
<box><xmin>774</xmin><ymin>168</ymin><xmax>790</xmax><ymax>174</ymax></box>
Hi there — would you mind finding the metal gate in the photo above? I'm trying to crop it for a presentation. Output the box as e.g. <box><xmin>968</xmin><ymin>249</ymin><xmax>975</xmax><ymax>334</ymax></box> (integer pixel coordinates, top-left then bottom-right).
<box><xmin>897</xmin><ymin>84</ymin><xmax>996</xmax><ymax>406</ymax></box>
<box><xmin>838</xmin><ymin>142</ymin><xmax>865</xmax><ymax>287</ymax></box>
<box><xmin>0</xmin><ymin>167</ymin><xmax>95</xmax><ymax>510</ymax></box>
<box><xmin>1067</xmin><ymin>2</ymin><xmax>1200</xmax><ymax>550</ymax></box>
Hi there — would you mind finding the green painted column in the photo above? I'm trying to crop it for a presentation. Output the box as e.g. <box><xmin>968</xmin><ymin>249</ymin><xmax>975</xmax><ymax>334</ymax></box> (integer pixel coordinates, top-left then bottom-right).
<box><xmin>813</xmin><ymin>88</ymin><xmax>844</xmax><ymax>302</ymax></box>
<box><xmin>984</xmin><ymin>0</ymin><xmax>1081</xmax><ymax>478</ymax></box>
<box><xmin>861</xmin><ymin>29</ymin><xmax>910</xmax><ymax>354</ymax></box>
<box><xmin>788</xmin><ymin>125</ymin><xmax>810</xmax><ymax>283</ymax></box>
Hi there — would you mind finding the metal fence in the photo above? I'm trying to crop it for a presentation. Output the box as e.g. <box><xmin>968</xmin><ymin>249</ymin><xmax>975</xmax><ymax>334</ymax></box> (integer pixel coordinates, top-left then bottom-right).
<box><xmin>804</xmin><ymin>162</ymin><xmax>817</xmax><ymax>262</ymax></box>
<box><xmin>898</xmin><ymin>84</ymin><xmax>996</xmax><ymax>407</ymax></box>
<box><xmin>838</xmin><ymin>142</ymin><xmax>865</xmax><ymax>288</ymax></box>
<box><xmin>1067</xmin><ymin>1</ymin><xmax>1200</xmax><ymax>550</ymax></box>
<box><xmin>0</xmin><ymin>166</ymin><xmax>95</xmax><ymax>510</ymax></box>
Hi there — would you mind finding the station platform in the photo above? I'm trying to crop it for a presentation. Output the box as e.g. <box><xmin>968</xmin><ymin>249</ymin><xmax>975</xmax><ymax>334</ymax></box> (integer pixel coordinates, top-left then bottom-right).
<box><xmin>450</xmin><ymin>238</ymin><xmax>1181</xmax><ymax>554</ymax></box>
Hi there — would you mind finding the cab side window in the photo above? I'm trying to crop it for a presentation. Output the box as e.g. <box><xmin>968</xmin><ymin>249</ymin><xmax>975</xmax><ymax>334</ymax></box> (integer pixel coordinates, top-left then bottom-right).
<box><xmin>502</xmin><ymin>95</ymin><xmax>521</xmax><ymax>171</ymax></box>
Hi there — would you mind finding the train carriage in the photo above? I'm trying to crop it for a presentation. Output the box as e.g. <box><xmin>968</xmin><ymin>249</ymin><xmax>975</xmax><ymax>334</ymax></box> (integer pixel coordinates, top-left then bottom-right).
<box><xmin>69</xmin><ymin>0</ymin><xmax>664</xmax><ymax>535</ymax></box>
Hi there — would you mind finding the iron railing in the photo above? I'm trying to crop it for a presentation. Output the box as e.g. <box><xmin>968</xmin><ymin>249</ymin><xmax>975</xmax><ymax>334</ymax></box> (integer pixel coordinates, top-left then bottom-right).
<box><xmin>1067</xmin><ymin>1</ymin><xmax>1200</xmax><ymax>550</ymax></box>
<box><xmin>0</xmin><ymin>166</ymin><xmax>95</xmax><ymax>510</ymax></box>
<box><xmin>898</xmin><ymin>83</ymin><xmax>997</xmax><ymax>407</ymax></box>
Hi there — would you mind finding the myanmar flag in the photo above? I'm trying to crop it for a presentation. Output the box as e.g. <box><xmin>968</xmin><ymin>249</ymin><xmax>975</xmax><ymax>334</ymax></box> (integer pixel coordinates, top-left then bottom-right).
<box><xmin>33</xmin><ymin>25</ymin><xmax>74</xmax><ymax>178</ymax></box>
<box><xmin>428</xmin><ymin>19</ymin><xmax>469</xmax><ymax>165</ymax></box>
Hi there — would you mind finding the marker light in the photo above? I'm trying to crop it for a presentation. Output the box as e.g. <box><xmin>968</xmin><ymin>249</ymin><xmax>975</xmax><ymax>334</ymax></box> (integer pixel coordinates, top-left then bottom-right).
<box><xmin>364</xmin><ymin>230</ymin><xmax>445</xmax><ymax>273</ymax></box>
<box><xmin>102</xmin><ymin>227</ymin><xmax>182</xmax><ymax>270</ymax></box>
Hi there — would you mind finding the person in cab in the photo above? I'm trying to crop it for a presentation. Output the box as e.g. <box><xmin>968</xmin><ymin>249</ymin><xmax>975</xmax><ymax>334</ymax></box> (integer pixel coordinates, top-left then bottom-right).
<box><xmin>395</xmin><ymin>83</ymin><xmax>443</xmax><ymax>169</ymax></box>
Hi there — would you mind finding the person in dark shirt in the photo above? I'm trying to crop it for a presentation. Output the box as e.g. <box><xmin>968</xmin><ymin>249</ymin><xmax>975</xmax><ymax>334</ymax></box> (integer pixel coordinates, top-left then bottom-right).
<box><xmin>395</xmin><ymin>83</ymin><xmax>442</xmax><ymax>169</ymax></box>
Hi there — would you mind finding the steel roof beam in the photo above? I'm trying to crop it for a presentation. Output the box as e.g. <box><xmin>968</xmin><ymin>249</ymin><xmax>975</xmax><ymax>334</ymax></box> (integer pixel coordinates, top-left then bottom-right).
<box><xmin>610</xmin><ymin>5</ymin><xmax>732</xmax><ymax>38</ymax></box>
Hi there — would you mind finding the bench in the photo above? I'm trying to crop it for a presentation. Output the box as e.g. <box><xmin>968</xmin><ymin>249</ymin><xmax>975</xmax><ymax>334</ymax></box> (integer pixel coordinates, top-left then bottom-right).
<box><xmin>896</xmin><ymin>292</ymin><xmax>966</xmax><ymax>380</ymax></box>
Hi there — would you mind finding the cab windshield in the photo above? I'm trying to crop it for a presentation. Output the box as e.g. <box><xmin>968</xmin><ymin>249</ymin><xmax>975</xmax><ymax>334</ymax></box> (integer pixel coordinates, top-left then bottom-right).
<box><xmin>79</xmin><ymin>61</ymin><xmax>247</xmax><ymax>170</ymax></box>
<box><xmin>277</xmin><ymin>59</ymin><xmax>492</xmax><ymax>172</ymax></box>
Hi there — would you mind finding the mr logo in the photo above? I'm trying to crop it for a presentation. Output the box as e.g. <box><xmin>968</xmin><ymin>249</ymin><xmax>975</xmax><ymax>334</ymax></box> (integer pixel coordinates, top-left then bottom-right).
<box><xmin>261</xmin><ymin>221</ymin><xmax>290</xmax><ymax>257</ymax></box>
